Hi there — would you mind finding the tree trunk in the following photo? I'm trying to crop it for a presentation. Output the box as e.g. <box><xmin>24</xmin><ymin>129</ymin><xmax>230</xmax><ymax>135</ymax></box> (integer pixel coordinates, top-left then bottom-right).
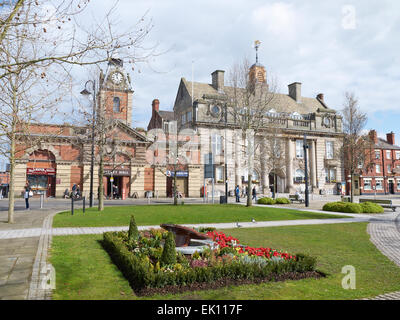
<box><xmin>98</xmin><ymin>143</ymin><xmax>104</xmax><ymax>211</ymax></box>
<box><xmin>350</xmin><ymin>172</ymin><xmax>354</xmax><ymax>203</ymax></box>
<box><xmin>247</xmin><ymin>173</ymin><xmax>252</xmax><ymax>207</ymax></box>
<box><xmin>8</xmin><ymin>128</ymin><xmax>15</xmax><ymax>223</ymax></box>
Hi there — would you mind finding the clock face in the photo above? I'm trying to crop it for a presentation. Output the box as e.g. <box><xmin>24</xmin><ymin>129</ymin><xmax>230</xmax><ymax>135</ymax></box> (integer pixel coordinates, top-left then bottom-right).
<box><xmin>111</xmin><ymin>72</ymin><xmax>123</xmax><ymax>84</ymax></box>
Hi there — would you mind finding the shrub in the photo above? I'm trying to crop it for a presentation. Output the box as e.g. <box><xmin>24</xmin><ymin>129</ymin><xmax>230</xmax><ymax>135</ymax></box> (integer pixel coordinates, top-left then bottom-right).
<box><xmin>275</xmin><ymin>197</ymin><xmax>290</xmax><ymax>204</ymax></box>
<box><xmin>322</xmin><ymin>201</ymin><xmax>362</xmax><ymax>213</ymax></box>
<box><xmin>128</xmin><ymin>215</ymin><xmax>139</xmax><ymax>241</ymax></box>
<box><xmin>102</xmin><ymin>230</ymin><xmax>318</xmax><ymax>293</ymax></box>
<box><xmin>160</xmin><ymin>231</ymin><xmax>176</xmax><ymax>266</ymax></box>
<box><xmin>360</xmin><ymin>202</ymin><xmax>384</xmax><ymax>213</ymax></box>
<box><xmin>257</xmin><ymin>197</ymin><xmax>276</xmax><ymax>205</ymax></box>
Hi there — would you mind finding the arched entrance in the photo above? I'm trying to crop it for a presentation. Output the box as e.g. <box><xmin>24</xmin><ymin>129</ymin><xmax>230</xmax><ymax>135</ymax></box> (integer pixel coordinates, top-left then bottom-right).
<box><xmin>27</xmin><ymin>150</ymin><xmax>57</xmax><ymax>197</ymax></box>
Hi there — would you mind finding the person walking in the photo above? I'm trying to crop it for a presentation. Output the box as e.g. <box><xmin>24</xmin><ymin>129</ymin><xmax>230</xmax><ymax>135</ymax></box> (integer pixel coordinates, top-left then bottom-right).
<box><xmin>252</xmin><ymin>186</ymin><xmax>257</xmax><ymax>202</ymax></box>
<box><xmin>235</xmin><ymin>185</ymin><xmax>240</xmax><ymax>203</ymax></box>
<box><xmin>24</xmin><ymin>182</ymin><xmax>31</xmax><ymax>210</ymax></box>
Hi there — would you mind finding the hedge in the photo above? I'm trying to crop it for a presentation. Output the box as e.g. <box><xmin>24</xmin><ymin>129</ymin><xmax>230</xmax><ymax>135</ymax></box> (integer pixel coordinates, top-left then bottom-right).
<box><xmin>257</xmin><ymin>197</ymin><xmax>276</xmax><ymax>205</ymax></box>
<box><xmin>275</xmin><ymin>197</ymin><xmax>290</xmax><ymax>204</ymax></box>
<box><xmin>322</xmin><ymin>201</ymin><xmax>384</xmax><ymax>213</ymax></box>
<box><xmin>102</xmin><ymin>231</ymin><xmax>317</xmax><ymax>291</ymax></box>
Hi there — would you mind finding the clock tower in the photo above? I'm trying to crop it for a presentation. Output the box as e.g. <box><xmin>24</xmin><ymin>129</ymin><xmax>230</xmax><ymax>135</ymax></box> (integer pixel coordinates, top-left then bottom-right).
<box><xmin>99</xmin><ymin>57</ymin><xmax>133</xmax><ymax>127</ymax></box>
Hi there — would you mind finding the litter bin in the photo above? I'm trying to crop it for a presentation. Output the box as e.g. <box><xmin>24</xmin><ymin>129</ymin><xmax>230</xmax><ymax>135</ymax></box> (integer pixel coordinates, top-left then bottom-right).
<box><xmin>219</xmin><ymin>196</ymin><xmax>227</xmax><ymax>204</ymax></box>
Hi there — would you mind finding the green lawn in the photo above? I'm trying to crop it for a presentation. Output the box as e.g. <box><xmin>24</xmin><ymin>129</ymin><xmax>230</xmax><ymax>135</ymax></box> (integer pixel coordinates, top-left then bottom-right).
<box><xmin>52</xmin><ymin>204</ymin><xmax>347</xmax><ymax>228</ymax></box>
<box><xmin>49</xmin><ymin>222</ymin><xmax>400</xmax><ymax>300</ymax></box>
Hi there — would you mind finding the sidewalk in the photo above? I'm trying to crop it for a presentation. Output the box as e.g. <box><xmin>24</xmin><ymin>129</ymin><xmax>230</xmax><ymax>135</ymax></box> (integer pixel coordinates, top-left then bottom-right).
<box><xmin>0</xmin><ymin>207</ymin><xmax>56</xmax><ymax>300</ymax></box>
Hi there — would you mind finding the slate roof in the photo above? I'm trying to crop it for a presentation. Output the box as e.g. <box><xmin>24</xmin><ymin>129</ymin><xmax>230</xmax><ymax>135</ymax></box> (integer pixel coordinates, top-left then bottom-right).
<box><xmin>375</xmin><ymin>138</ymin><xmax>400</xmax><ymax>150</ymax></box>
<box><xmin>180</xmin><ymin>77</ymin><xmax>335</xmax><ymax>115</ymax></box>
<box><xmin>158</xmin><ymin>110</ymin><xmax>175</xmax><ymax>121</ymax></box>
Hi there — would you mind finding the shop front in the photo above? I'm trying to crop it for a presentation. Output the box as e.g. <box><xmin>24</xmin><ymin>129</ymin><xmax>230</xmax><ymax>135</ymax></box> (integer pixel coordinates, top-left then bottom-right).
<box><xmin>103</xmin><ymin>168</ymin><xmax>131</xmax><ymax>200</ymax></box>
<box><xmin>27</xmin><ymin>168</ymin><xmax>56</xmax><ymax>197</ymax></box>
<box><xmin>166</xmin><ymin>170</ymin><xmax>189</xmax><ymax>197</ymax></box>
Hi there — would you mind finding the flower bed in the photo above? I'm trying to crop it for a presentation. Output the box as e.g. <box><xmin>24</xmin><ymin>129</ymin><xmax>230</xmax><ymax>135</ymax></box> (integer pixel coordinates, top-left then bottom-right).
<box><xmin>102</xmin><ymin>218</ymin><xmax>320</xmax><ymax>296</ymax></box>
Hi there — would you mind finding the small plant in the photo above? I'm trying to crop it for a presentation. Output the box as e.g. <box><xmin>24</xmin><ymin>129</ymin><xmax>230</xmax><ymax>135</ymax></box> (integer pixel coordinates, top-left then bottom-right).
<box><xmin>275</xmin><ymin>197</ymin><xmax>290</xmax><ymax>204</ymax></box>
<box><xmin>360</xmin><ymin>202</ymin><xmax>384</xmax><ymax>213</ymax></box>
<box><xmin>322</xmin><ymin>201</ymin><xmax>362</xmax><ymax>213</ymax></box>
<box><xmin>128</xmin><ymin>215</ymin><xmax>139</xmax><ymax>241</ymax></box>
<box><xmin>257</xmin><ymin>197</ymin><xmax>276</xmax><ymax>205</ymax></box>
<box><xmin>160</xmin><ymin>231</ymin><xmax>176</xmax><ymax>266</ymax></box>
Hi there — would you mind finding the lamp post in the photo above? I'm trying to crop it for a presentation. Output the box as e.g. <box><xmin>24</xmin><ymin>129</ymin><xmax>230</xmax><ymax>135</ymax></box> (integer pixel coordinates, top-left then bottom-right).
<box><xmin>80</xmin><ymin>80</ymin><xmax>96</xmax><ymax>208</ymax></box>
<box><xmin>303</xmin><ymin>134</ymin><xmax>309</xmax><ymax>207</ymax></box>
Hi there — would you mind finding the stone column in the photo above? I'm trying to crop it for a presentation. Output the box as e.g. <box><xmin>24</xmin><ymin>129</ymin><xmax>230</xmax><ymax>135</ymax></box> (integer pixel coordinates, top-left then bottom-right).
<box><xmin>310</xmin><ymin>140</ymin><xmax>317</xmax><ymax>190</ymax></box>
<box><xmin>286</xmin><ymin>138</ymin><xmax>294</xmax><ymax>193</ymax></box>
<box><xmin>154</xmin><ymin>166</ymin><xmax>167</xmax><ymax>197</ymax></box>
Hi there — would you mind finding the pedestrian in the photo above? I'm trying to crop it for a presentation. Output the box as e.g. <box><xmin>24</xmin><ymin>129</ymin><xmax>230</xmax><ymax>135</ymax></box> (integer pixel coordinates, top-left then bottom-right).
<box><xmin>24</xmin><ymin>182</ymin><xmax>31</xmax><ymax>210</ymax></box>
<box><xmin>252</xmin><ymin>186</ymin><xmax>257</xmax><ymax>202</ymax></box>
<box><xmin>235</xmin><ymin>185</ymin><xmax>240</xmax><ymax>203</ymax></box>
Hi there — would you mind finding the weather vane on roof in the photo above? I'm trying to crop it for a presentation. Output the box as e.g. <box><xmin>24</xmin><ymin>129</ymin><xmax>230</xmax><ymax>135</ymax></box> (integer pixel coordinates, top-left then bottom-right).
<box><xmin>254</xmin><ymin>40</ymin><xmax>261</xmax><ymax>64</ymax></box>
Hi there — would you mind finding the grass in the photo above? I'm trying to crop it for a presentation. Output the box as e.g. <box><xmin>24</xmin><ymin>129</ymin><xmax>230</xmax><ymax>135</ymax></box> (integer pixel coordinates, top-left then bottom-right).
<box><xmin>49</xmin><ymin>222</ymin><xmax>400</xmax><ymax>300</ymax></box>
<box><xmin>52</xmin><ymin>204</ymin><xmax>348</xmax><ymax>228</ymax></box>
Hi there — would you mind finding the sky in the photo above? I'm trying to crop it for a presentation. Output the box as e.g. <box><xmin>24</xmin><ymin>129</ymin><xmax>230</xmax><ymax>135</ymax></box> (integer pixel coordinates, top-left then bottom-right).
<box><xmin>83</xmin><ymin>0</ymin><xmax>399</xmax><ymax>139</ymax></box>
<box><xmin>2</xmin><ymin>0</ymin><xmax>400</xmax><ymax>168</ymax></box>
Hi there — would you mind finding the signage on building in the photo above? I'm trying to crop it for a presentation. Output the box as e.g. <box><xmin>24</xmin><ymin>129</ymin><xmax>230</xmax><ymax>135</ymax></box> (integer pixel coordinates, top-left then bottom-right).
<box><xmin>167</xmin><ymin>170</ymin><xmax>189</xmax><ymax>177</ymax></box>
<box><xmin>104</xmin><ymin>169</ymin><xmax>131</xmax><ymax>176</ymax></box>
<box><xmin>27</xmin><ymin>168</ymin><xmax>56</xmax><ymax>175</ymax></box>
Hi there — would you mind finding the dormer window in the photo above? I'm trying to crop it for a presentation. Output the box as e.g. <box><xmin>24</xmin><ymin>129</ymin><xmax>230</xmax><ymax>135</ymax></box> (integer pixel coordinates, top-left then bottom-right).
<box><xmin>113</xmin><ymin>97</ymin><xmax>121</xmax><ymax>113</ymax></box>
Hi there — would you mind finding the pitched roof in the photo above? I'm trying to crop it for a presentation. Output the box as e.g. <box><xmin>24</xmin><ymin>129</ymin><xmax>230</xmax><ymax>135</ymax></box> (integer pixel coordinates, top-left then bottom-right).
<box><xmin>181</xmin><ymin>77</ymin><xmax>335</xmax><ymax>114</ymax></box>
<box><xmin>375</xmin><ymin>138</ymin><xmax>400</xmax><ymax>150</ymax></box>
<box><xmin>158</xmin><ymin>110</ymin><xmax>175</xmax><ymax>121</ymax></box>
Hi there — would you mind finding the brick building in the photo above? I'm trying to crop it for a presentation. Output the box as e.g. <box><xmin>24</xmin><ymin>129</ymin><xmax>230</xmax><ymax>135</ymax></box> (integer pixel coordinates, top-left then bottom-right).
<box><xmin>348</xmin><ymin>130</ymin><xmax>400</xmax><ymax>195</ymax></box>
<box><xmin>14</xmin><ymin>58</ymin><xmax>153</xmax><ymax>199</ymax></box>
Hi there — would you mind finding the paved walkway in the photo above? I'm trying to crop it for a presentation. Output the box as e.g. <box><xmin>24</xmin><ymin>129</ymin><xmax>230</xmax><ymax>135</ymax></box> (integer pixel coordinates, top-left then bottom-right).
<box><xmin>1</xmin><ymin>201</ymin><xmax>400</xmax><ymax>300</ymax></box>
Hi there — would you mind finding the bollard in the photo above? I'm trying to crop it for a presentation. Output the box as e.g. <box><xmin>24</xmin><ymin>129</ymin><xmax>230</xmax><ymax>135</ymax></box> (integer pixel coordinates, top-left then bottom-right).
<box><xmin>71</xmin><ymin>197</ymin><xmax>74</xmax><ymax>215</ymax></box>
<box><xmin>40</xmin><ymin>193</ymin><xmax>44</xmax><ymax>209</ymax></box>
<box><xmin>83</xmin><ymin>196</ymin><xmax>86</xmax><ymax>213</ymax></box>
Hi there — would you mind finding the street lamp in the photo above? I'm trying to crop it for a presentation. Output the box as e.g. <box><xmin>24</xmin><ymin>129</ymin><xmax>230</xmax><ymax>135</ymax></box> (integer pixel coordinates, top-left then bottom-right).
<box><xmin>303</xmin><ymin>134</ymin><xmax>309</xmax><ymax>207</ymax></box>
<box><xmin>80</xmin><ymin>80</ymin><xmax>96</xmax><ymax>208</ymax></box>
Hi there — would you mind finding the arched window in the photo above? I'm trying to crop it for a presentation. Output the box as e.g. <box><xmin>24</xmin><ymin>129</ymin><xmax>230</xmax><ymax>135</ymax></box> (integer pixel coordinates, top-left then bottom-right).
<box><xmin>113</xmin><ymin>97</ymin><xmax>120</xmax><ymax>112</ymax></box>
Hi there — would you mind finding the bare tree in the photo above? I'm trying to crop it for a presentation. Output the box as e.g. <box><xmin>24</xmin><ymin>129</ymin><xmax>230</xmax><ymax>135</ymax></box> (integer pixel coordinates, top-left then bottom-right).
<box><xmin>1</xmin><ymin>0</ymin><xmax>156</xmax><ymax>221</ymax></box>
<box><xmin>225</xmin><ymin>57</ymin><xmax>276</xmax><ymax>206</ymax></box>
<box><xmin>257</xmin><ymin>124</ymin><xmax>286</xmax><ymax>198</ymax></box>
<box><xmin>341</xmin><ymin>91</ymin><xmax>372</xmax><ymax>202</ymax></box>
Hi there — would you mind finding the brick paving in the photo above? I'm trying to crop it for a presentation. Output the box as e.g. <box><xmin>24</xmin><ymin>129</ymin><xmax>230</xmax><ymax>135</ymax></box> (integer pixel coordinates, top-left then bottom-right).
<box><xmin>363</xmin><ymin>213</ymin><xmax>400</xmax><ymax>300</ymax></box>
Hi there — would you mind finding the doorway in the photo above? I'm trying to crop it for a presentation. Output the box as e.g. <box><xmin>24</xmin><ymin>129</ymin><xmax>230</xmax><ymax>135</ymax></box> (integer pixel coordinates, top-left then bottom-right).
<box><xmin>389</xmin><ymin>180</ymin><xmax>395</xmax><ymax>194</ymax></box>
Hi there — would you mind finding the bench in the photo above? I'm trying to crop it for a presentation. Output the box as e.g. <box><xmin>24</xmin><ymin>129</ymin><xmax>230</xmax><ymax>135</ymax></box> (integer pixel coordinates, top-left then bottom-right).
<box><xmin>359</xmin><ymin>198</ymin><xmax>397</xmax><ymax>212</ymax></box>
<box><xmin>289</xmin><ymin>194</ymin><xmax>305</xmax><ymax>203</ymax></box>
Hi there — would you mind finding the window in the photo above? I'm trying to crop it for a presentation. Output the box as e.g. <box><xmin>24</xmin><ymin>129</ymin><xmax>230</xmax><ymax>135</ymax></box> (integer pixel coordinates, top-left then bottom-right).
<box><xmin>181</xmin><ymin>113</ymin><xmax>186</xmax><ymax>125</ymax></box>
<box><xmin>357</xmin><ymin>160</ymin><xmax>363</xmax><ymax>169</ymax></box>
<box><xmin>397</xmin><ymin>179</ymin><xmax>400</xmax><ymax>190</ymax></box>
<box><xmin>211</xmin><ymin>134</ymin><xmax>223</xmax><ymax>155</ymax></box>
<box><xmin>187</xmin><ymin>111</ymin><xmax>192</xmax><ymax>123</ymax></box>
<box><xmin>326</xmin><ymin>141</ymin><xmax>334</xmax><ymax>159</ymax></box>
<box><xmin>375</xmin><ymin>179</ymin><xmax>383</xmax><ymax>190</ymax></box>
<box><xmin>386</xmin><ymin>150</ymin><xmax>391</xmax><ymax>159</ymax></box>
<box><xmin>294</xmin><ymin>169</ymin><xmax>305</xmax><ymax>183</ymax></box>
<box><xmin>376</xmin><ymin>164</ymin><xmax>381</xmax><ymax>174</ymax></box>
<box><xmin>387</xmin><ymin>164</ymin><xmax>392</xmax><ymax>173</ymax></box>
<box><xmin>363</xmin><ymin>179</ymin><xmax>372</xmax><ymax>190</ymax></box>
<box><xmin>113</xmin><ymin>97</ymin><xmax>120</xmax><ymax>112</ymax></box>
<box><xmin>375</xmin><ymin>150</ymin><xmax>380</xmax><ymax>159</ymax></box>
<box><xmin>215</xmin><ymin>167</ymin><xmax>224</xmax><ymax>182</ymax></box>
<box><xmin>396</xmin><ymin>151</ymin><xmax>400</xmax><ymax>160</ymax></box>
<box><xmin>325</xmin><ymin>168</ymin><xmax>336</xmax><ymax>183</ymax></box>
<box><xmin>296</xmin><ymin>140</ymin><xmax>304</xmax><ymax>158</ymax></box>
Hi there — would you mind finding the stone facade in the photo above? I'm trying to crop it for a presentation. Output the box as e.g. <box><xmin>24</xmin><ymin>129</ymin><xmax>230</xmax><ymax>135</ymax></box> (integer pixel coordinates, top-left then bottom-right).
<box><xmin>172</xmin><ymin>60</ymin><xmax>345</xmax><ymax>197</ymax></box>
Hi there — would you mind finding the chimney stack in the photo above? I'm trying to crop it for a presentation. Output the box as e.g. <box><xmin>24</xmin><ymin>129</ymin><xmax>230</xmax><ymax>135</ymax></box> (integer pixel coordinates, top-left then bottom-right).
<box><xmin>369</xmin><ymin>130</ymin><xmax>378</xmax><ymax>144</ymax></box>
<box><xmin>387</xmin><ymin>132</ymin><xmax>395</xmax><ymax>145</ymax></box>
<box><xmin>288</xmin><ymin>82</ymin><xmax>302</xmax><ymax>103</ymax></box>
<box><xmin>211</xmin><ymin>70</ymin><xmax>225</xmax><ymax>91</ymax></box>
<box><xmin>152</xmin><ymin>99</ymin><xmax>160</xmax><ymax>113</ymax></box>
